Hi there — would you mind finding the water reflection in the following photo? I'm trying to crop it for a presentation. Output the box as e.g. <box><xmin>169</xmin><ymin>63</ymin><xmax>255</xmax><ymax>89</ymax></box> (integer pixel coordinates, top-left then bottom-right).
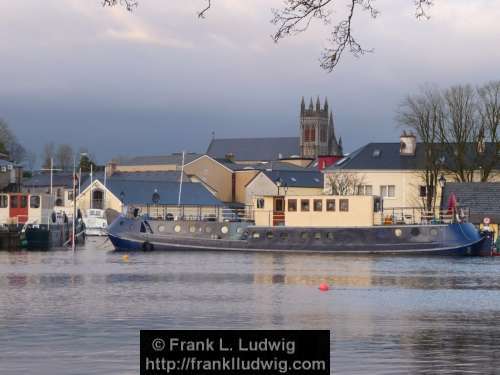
<box><xmin>0</xmin><ymin>240</ymin><xmax>500</xmax><ymax>375</ymax></box>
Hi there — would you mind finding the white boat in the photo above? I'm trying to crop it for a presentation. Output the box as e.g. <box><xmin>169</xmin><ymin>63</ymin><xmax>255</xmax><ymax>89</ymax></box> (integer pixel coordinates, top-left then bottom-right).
<box><xmin>83</xmin><ymin>209</ymin><xmax>108</xmax><ymax>236</ymax></box>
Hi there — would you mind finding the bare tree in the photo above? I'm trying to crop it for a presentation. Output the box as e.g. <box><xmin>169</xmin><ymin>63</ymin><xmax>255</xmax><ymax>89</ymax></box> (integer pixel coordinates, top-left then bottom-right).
<box><xmin>0</xmin><ymin>118</ymin><xmax>26</xmax><ymax>163</ymax></box>
<box><xmin>476</xmin><ymin>80</ymin><xmax>500</xmax><ymax>181</ymax></box>
<box><xmin>42</xmin><ymin>142</ymin><xmax>55</xmax><ymax>170</ymax></box>
<box><xmin>397</xmin><ymin>86</ymin><xmax>444</xmax><ymax>210</ymax></box>
<box><xmin>326</xmin><ymin>171</ymin><xmax>366</xmax><ymax>195</ymax></box>
<box><xmin>55</xmin><ymin>144</ymin><xmax>74</xmax><ymax>171</ymax></box>
<box><xmin>441</xmin><ymin>84</ymin><xmax>479</xmax><ymax>182</ymax></box>
<box><xmin>102</xmin><ymin>0</ymin><xmax>433</xmax><ymax>72</ymax></box>
<box><xmin>24</xmin><ymin>151</ymin><xmax>37</xmax><ymax>171</ymax></box>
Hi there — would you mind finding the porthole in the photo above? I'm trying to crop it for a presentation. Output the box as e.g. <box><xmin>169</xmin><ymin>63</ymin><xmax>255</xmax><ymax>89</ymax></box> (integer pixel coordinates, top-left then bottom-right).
<box><xmin>205</xmin><ymin>226</ymin><xmax>212</xmax><ymax>233</ymax></box>
<box><xmin>280</xmin><ymin>232</ymin><xmax>288</xmax><ymax>241</ymax></box>
<box><xmin>314</xmin><ymin>232</ymin><xmax>322</xmax><ymax>240</ymax></box>
<box><xmin>189</xmin><ymin>226</ymin><xmax>196</xmax><ymax>233</ymax></box>
<box><xmin>158</xmin><ymin>225</ymin><xmax>165</xmax><ymax>232</ymax></box>
<box><xmin>430</xmin><ymin>228</ymin><xmax>438</xmax><ymax>237</ymax></box>
<box><xmin>326</xmin><ymin>232</ymin><xmax>334</xmax><ymax>240</ymax></box>
<box><xmin>411</xmin><ymin>228</ymin><xmax>420</xmax><ymax>236</ymax></box>
<box><xmin>174</xmin><ymin>225</ymin><xmax>181</xmax><ymax>233</ymax></box>
<box><xmin>221</xmin><ymin>226</ymin><xmax>229</xmax><ymax>234</ymax></box>
<box><xmin>266</xmin><ymin>231</ymin><xmax>274</xmax><ymax>239</ymax></box>
<box><xmin>252</xmin><ymin>232</ymin><xmax>261</xmax><ymax>239</ymax></box>
<box><xmin>300</xmin><ymin>232</ymin><xmax>309</xmax><ymax>240</ymax></box>
<box><xmin>394</xmin><ymin>229</ymin><xmax>402</xmax><ymax>237</ymax></box>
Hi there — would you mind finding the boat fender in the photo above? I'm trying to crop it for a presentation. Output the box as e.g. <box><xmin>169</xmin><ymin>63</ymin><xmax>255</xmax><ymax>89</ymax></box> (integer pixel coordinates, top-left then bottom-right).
<box><xmin>142</xmin><ymin>242</ymin><xmax>154</xmax><ymax>252</ymax></box>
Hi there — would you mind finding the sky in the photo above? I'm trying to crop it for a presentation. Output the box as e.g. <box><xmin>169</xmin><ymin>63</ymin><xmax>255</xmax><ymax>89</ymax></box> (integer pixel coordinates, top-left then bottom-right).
<box><xmin>0</xmin><ymin>0</ymin><xmax>499</xmax><ymax>165</ymax></box>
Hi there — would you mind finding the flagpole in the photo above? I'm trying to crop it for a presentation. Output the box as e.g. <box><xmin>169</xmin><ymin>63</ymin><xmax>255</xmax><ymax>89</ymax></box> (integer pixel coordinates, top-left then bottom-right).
<box><xmin>72</xmin><ymin>157</ymin><xmax>76</xmax><ymax>252</ymax></box>
<box><xmin>177</xmin><ymin>151</ymin><xmax>185</xmax><ymax>207</ymax></box>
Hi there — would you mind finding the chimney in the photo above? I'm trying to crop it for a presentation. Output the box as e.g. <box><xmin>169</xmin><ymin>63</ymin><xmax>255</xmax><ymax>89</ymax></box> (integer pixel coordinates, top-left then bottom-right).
<box><xmin>400</xmin><ymin>131</ymin><xmax>416</xmax><ymax>156</ymax></box>
<box><xmin>225</xmin><ymin>153</ymin><xmax>235</xmax><ymax>163</ymax></box>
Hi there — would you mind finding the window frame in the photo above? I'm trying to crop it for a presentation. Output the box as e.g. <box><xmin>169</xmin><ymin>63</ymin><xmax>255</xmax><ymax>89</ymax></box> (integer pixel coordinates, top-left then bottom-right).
<box><xmin>313</xmin><ymin>199</ymin><xmax>323</xmax><ymax>212</ymax></box>
<box><xmin>287</xmin><ymin>199</ymin><xmax>297</xmax><ymax>212</ymax></box>
<box><xmin>30</xmin><ymin>195</ymin><xmax>41</xmax><ymax>209</ymax></box>
<box><xmin>256</xmin><ymin>198</ymin><xmax>265</xmax><ymax>209</ymax></box>
<box><xmin>0</xmin><ymin>195</ymin><xmax>8</xmax><ymax>208</ymax></box>
<box><xmin>326</xmin><ymin>199</ymin><xmax>336</xmax><ymax>212</ymax></box>
<box><xmin>300</xmin><ymin>199</ymin><xmax>310</xmax><ymax>212</ymax></box>
<box><xmin>339</xmin><ymin>199</ymin><xmax>349</xmax><ymax>212</ymax></box>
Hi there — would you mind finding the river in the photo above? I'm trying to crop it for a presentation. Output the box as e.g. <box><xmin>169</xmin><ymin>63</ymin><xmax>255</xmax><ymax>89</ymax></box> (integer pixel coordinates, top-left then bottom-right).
<box><xmin>1</xmin><ymin>238</ymin><xmax>499</xmax><ymax>374</ymax></box>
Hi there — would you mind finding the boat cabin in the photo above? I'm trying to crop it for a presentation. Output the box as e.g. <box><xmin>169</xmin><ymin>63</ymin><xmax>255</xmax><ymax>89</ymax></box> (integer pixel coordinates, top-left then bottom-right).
<box><xmin>252</xmin><ymin>194</ymin><xmax>378</xmax><ymax>227</ymax></box>
<box><xmin>0</xmin><ymin>193</ymin><xmax>52</xmax><ymax>225</ymax></box>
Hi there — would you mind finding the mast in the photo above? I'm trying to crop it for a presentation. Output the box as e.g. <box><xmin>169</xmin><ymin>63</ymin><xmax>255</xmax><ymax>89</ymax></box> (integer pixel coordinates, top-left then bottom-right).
<box><xmin>178</xmin><ymin>151</ymin><xmax>185</xmax><ymax>207</ymax></box>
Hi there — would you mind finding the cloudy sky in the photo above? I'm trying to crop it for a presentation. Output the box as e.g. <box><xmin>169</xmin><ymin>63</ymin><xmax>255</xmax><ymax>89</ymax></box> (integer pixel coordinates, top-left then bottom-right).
<box><xmin>1</xmin><ymin>0</ymin><xmax>499</xmax><ymax>164</ymax></box>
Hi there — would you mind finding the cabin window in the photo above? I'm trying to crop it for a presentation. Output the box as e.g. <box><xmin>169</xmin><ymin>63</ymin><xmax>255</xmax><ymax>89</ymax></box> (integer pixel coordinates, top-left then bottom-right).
<box><xmin>280</xmin><ymin>232</ymin><xmax>288</xmax><ymax>241</ymax></box>
<box><xmin>0</xmin><ymin>195</ymin><xmax>7</xmax><ymax>208</ymax></box>
<box><xmin>256</xmin><ymin>198</ymin><xmax>265</xmax><ymax>209</ymax></box>
<box><xmin>30</xmin><ymin>196</ymin><xmax>40</xmax><ymax>209</ymax></box>
<box><xmin>313</xmin><ymin>199</ymin><xmax>323</xmax><ymax>212</ymax></box>
<box><xmin>301</xmin><ymin>199</ymin><xmax>310</xmax><ymax>212</ymax></box>
<box><xmin>300</xmin><ymin>232</ymin><xmax>309</xmax><ymax>240</ymax></box>
<box><xmin>266</xmin><ymin>232</ymin><xmax>274</xmax><ymax>239</ymax></box>
<box><xmin>314</xmin><ymin>232</ymin><xmax>322</xmax><ymax>240</ymax></box>
<box><xmin>55</xmin><ymin>198</ymin><xmax>64</xmax><ymax>207</ymax></box>
<box><xmin>326</xmin><ymin>199</ymin><xmax>336</xmax><ymax>212</ymax></box>
<box><xmin>252</xmin><ymin>232</ymin><xmax>260</xmax><ymax>239</ymax></box>
<box><xmin>20</xmin><ymin>196</ymin><xmax>28</xmax><ymax>208</ymax></box>
<box><xmin>10</xmin><ymin>195</ymin><xmax>18</xmax><ymax>208</ymax></box>
<box><xmin>287</xmin><ymin>199</ymin><xmax>297</xmax><ymax>212</ymax></box>
<box><xmin>339</xmin><ymin>199</ymin><xmax>349</xmax><ymax>212</ymax></box>
<box><xmin>380</xmin><ymin>185</ymin><xmax>395</xmax><ymax>198</ymax></box>
<box><xmin>326</xmin><ymin>232</ymin><xmax>334</xmax><ymax>240</ymax></box>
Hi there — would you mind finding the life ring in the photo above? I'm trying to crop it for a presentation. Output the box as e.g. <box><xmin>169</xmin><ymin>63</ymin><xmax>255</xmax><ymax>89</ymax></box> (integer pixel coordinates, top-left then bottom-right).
<box><xmin>142</xmin><ymin>242</ymin><xmax>154</xmax><ymax>252</ymax></box>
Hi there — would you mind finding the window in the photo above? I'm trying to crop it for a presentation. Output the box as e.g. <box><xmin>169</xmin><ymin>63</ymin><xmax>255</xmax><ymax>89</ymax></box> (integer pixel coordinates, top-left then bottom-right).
<box><xmin>304</xmin><ymin>127</ymin><xmax>310</xmax><ymax>142</ymax></box>
<box><xmin>56</xmin><ymin>188</ymin><xmax>62</xmax><ymax>198</ymax></box>
<box><xmin>275</xmin><ymin>198</ymin><xmax>284</xmax><ymax>212</ymax></box>
<box><xmin>256</xmin><ymin>198</ymin><xmax>265</xmax><ymax>209</ymax></box>
<box><xmin>313</xmin><ymin>199</ymin><xmax>323</xmax><ymax>212</ymax></box>
<box><xmin>288</xmin><ymin>199</ymin><xmax>297</xmax><ymax>212</ymax></box>
<box><xmin>326</xmin><ymin>199</ymin><xmax>336</xmax><ymax>212</ymax></box>
<box><xmin>30</xmin><ymin>196</ymin><xmax>40</xmax><ymax>209</ymax></box>
<box><xmin>20</xmin><ymin>196</ymin><xmax>28</xmax><ymax>208</ymax></box>
<box><xmin>356</xmin><ymin>185</ymin><xmax>373</xmax><ymax>195</ymax></box>
<box><xmin>10</xmin><ymin>195</ymin><xmax>18</xmax><ymax>208</ymax></box>
<box><xmin>0</xmin><ymin>195</ymin><xmax>7</xmax><ymax>208</ymax></box>
<box><xmin>310</xmin><ymin>127</ymin><xmax>316</xmax><ymax>142</ymax></box>
<box><xmin>419</xmin><ymin>185</ymin><xmax>434</xmax><ymax>198</ymax></box>
<box><xmin>301</xmin><ymin>199</ymin><xmax>310</xmax><ymax>212</ymax></box>
<box><xmin>320</xmin><ymin>128</ymin><xmax>327</xmax><ymax>142</ymax></box>
<box><xmin>380</xmin><ymin>185</ymin><xmax>396</xmax><ymax>198</ymax></box>
<box><xmin>68</xmin><ymin>191</ymin><xmax>74</xmax><ymax>201</ymax></box>
<box><xmin>55</xmin><ymin>198</ymin><xmax>64</xmax><ymax>207</ymax></box>
<box><xmin>339</xmin><ymin>199</ymin><xmax>349</xmax><ymax>212</ymax></box>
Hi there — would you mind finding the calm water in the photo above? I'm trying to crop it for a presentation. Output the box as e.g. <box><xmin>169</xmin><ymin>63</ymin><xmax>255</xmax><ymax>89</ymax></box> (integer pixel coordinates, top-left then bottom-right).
<box><xmin>1</xmin><ymin>238</ymin><xmax>500</xmax><ymax>374</ymax></box>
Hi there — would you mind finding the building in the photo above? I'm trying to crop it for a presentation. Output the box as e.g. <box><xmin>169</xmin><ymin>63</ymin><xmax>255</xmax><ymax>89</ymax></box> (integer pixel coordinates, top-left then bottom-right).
<box><xmin>107</xmin><ymin>153</ymin><xmax>203</xmax><ymax>174</ymax></box>
<box><xmin>206</xmin><ymin>97</ymin><xmax>343</xmax><ymax>164</ymax></box>
<box><xmin>0</xmin><ymin>159</ymin><xmax>22</xmax><ymax>192</ymax></box>
<box><xmin>324</xmin><ymin>133</ymin><xmax>500</xmax><ymax>209</ymax></box>
<box><xmin>442</xmin><ymin>182</ymin><xmax>500</xmax><ymax>239</ymax></box>
<box><xmin>300</xmin><ymin>97</ymin><xmax>342</xmax><ymax>159</ymax></box>
<box><xmin>245</xmin><ymin>170</ymin><xmax>324</xmax><ymax>207</ymax></box>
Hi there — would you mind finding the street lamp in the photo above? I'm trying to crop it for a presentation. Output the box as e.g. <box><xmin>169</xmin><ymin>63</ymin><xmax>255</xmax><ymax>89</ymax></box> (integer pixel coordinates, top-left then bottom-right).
<box><xmin>438</xmin><ymin>174</ymin><xmax>446</xmax><ymax>220</ymax></box>
<box><xmin>275</xmin><ymin>177</ymin><xmax>283</xmax><ymax>196</ymax></box>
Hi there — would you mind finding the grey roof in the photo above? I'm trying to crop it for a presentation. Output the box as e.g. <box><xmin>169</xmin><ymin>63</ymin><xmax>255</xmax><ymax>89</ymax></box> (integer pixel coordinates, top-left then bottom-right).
<box><xmin>23</xmin><ymin>173</ymin><xmax>74</xmax><ymax>188</ymax></box>
<box><xmin>326</xmin><ymin>142</ymin><xmax>499</xmax><ymax>171</ymax></box>
<box><xmin>207</xmin><ymin>137</ymin><xmax>300</xmax><ymax>162</ymax></box>
<box><xmin>105</xmin><ymin>180</ymin><xmax>221</xmax><ymax>206</ymax></box>
<box><xmin>116</xmin><ymin>153</ymin><xmax>202</xmax><ymax>166</ymax></box>
<box><xmin>216</xmin><ymin>159</ymin><xmax>311</xmax><ymax>172</ymax></box>
<box><xmin>108</xmin><ymin>171</ymin><xmax>188</xmax><ymax>182</ymax></box>
<box><xmin>442</xmin><ymin>183</ymin><xmax>500</xmax><ymax>223</ymax></box>
<box><xmin>259</xmin><ymin>170</ymin><xmax>324</xmax><ymax>188</ymax></box>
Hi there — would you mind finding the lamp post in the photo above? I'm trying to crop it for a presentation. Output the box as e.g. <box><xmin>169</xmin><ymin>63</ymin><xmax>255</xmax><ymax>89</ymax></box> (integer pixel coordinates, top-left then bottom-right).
<box><xmin>275</xmin><ymin>177</ymin><xmax>283</xmax><ymax>196</ymax></box>
<box><xmin>438</xmin><ymin>174</ymin><xmax>446</xmax><ymax>220</ymax></box>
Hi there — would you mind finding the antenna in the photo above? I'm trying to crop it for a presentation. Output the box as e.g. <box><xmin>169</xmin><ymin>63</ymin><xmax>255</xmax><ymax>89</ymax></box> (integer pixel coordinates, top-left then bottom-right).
<box><xmin>178</xmin><ymin>151</ymin><xmax>185</xmax><ymax>207</ymax></box>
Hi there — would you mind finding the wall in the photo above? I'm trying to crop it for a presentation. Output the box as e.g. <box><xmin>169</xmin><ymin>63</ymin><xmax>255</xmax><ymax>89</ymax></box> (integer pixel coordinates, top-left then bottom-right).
<box><xmin>183</xmin><ymin>156</ymin><xmax>233</xmax><ymax>202</ymax></box>
<box><xmin>76</xmin><ymin>181</ymin><xmax>122</xmax><ymax>215</ymax></box>
<box><xmin>234</xmin><ymin>170</ymin><xmax>259</xmax><ymax>204</ymax></box>
<box><xmin>252</xmin><ymin>195</ymin><xmax>374</xmax><ymax>227</ymax></box>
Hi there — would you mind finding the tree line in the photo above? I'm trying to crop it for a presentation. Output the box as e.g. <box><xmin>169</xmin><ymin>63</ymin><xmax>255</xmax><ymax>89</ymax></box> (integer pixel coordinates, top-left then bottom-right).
<box><xmin>398</xmin><ymin>80</ymin><xmax>500</xmax><ymax>210</ymax></box>
<box><xmin>41</xmin><ymin>143</ymin><xmax>98</xmax><ymax>172</ymax></box>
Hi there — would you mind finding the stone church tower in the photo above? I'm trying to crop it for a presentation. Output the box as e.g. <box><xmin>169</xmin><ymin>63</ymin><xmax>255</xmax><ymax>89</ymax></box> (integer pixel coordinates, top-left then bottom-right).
<box><xmin>299</xmin><ymin>97</ymin><xmax>342</xmax><ymax>159</ymax></box>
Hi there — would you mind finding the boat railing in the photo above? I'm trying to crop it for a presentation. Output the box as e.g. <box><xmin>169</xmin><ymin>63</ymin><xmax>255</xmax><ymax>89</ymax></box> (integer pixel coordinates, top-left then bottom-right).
<box><xmin>373</xmin><ymin>207</ymin><xmax>470</xmax><ymax>226</ymax></box>
<box><xmin>142</xmin><ymin>205</ymin><xmax>255</xmax><ymax>223</ymax></box>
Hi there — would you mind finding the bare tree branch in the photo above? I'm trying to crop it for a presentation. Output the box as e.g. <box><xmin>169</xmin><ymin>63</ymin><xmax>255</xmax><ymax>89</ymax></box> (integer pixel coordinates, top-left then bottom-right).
<box><xmin>102</xmin><ymin>0</ymin><xmax>138</xmax><ymax>12</ymax></box>
<box><xmin>198</xmin><ymin>0</ymin><xmax>212</xmax><ymax>19</ymax></box>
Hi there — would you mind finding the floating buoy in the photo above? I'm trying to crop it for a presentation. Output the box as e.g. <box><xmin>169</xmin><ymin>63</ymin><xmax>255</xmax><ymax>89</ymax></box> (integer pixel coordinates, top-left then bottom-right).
<box><xmin>319</xmin><ymin>282</ymin><xmax>329</xmax><ymax>291</ymax></box>
<box><xmin>122</xmin><ymin>254</ymin><xmax>129</xmax><ymax>261</ymax></box>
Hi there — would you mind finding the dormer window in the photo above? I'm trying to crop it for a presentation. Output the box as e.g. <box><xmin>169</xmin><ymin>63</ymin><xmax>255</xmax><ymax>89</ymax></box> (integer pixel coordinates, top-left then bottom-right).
<box><xmin>372</xmin><ymin>149</ymin><xmax>381</xmax><ymax>158</ymax></box>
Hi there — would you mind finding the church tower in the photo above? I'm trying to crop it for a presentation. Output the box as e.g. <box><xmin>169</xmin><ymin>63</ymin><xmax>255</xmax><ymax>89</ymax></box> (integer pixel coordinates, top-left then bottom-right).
<box><xmin>299</xmin><ymin>97</ymin><xmax>342</xmax><ymax>158</ymax></box>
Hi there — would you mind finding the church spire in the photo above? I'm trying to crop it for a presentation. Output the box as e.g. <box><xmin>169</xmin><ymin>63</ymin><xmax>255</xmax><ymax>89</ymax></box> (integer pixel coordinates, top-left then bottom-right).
<box><xmin>324</xmin><ymin>97</ymin><xmax>329</xmax><ymax>112</ymax></box>
<box><xmin>300</xmin><ymin>97</ymin><xmax>305</xmax><ymax>115</ymax></box>
<box><xmin>309</xmin><ymin>97</ymin><xmax>313</xmax><ymax>110</ymax></box>
<box><xmin>316</xmin><ymin>96</ymin><xmax>321</xmax><ymax>112</ymax></box>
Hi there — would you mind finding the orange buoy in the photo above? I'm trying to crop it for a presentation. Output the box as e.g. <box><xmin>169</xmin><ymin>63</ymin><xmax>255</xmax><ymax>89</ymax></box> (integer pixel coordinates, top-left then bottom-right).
<box><xmin>319</xmin><ymin>282</ymin><xmax>329</xmax><ymax>291</ymax></box>
<box><xmin>122</xmin><ymin>254</ymin><xmax>129</xmax><ymax>261</ymax></box>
